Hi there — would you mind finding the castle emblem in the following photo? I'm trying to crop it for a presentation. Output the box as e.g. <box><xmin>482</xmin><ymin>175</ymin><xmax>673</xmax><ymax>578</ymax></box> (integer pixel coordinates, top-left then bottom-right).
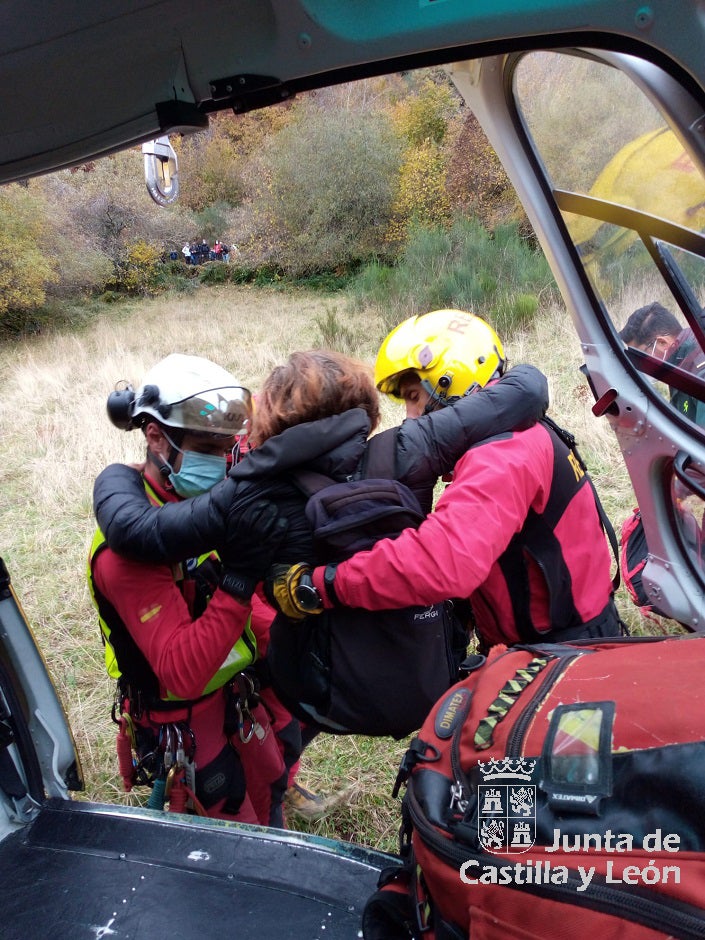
<box><xmin>477</xmin><ymin>758</ymin><xmax>537</xmax><ymax>854</ymax></box>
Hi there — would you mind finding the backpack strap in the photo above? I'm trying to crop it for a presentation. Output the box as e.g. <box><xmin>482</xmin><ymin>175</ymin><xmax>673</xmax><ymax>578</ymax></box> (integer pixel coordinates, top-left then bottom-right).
<box><xmin>361</xmin><ymin>427</ymin><xmax>398</xmax><ymax>479</ymax></box>
<box><xmin>676</xmin><ymin>344</ymin><xmax>705</xmax><ymax>375</ymax></box>
<box><xmin>541</xmin><ymin>415</ymin><xmax>621</xmax><ymax>592</ymax></box>
<box><xmin>291</xmin><ymin>425</ymin><xmax>399</xmax><ymax>496</ymax></box>
<box><xmin>362</xmin><ymin>427</ymin><xmax>399</xmax><ymax>480</ymax></box>
<box><xmin>290</xmin><ymin>468</ymin><xmax>334</xmax><ymax>497</ymax></box>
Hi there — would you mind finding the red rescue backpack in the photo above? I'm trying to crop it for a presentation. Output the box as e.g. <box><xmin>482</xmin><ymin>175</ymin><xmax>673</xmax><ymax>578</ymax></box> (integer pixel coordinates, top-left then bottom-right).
<box><xmin>620</xmin><ymin>505</ymin><xmax>702</xmax><ymax>622</ymax></box>
<box><xmin>619</xmin><ymin>507</ymin><xmax>666</xmax><ymax>619</ymax></box>
<box><xmin>363</xmin><ymin>636</ymin><xmax>705</xmax><ymax>939</ymax></box>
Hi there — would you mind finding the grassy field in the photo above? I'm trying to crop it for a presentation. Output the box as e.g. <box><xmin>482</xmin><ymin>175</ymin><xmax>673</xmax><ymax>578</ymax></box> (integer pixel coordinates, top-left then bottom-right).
<box><xmin>0</xmin><ymin>285</ymin><xmax>665</xmax><ymax>852</ymax></box>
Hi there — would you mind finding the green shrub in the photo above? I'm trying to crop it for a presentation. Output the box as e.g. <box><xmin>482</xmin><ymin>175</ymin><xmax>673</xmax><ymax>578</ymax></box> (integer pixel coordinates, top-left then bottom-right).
<box><xmin>350</xmin><ymin>216</ymin><xmax>558</xmax><ymax>337</ymax></box>
<box><xmin>198</xmin><ymin>262</ymin><xmax>231</xmax><ymax>285</ymax></box>
<box><xmin>314</xmin><ymin>308</ymin><xmax>358</xmax><ymax>353</ymax></box>
<box><xmin>164</xmin><ymin>259</ymin><xmax>191</xmax><ymax>276</ymax></box>
<box><xmin>150</xmin><ymin>261</ymin><xmax>198</xmax><ymax>294</ymax></box>
<box><xmin>229</xmin><ymin>265</ymin><xmax>258</xmax><ymax>284</ymax></box>
<box><xmin>253</xmin><ymin>264</ymin><xmax>284</xmax><ymax>286</ymax></box>
<box><xmin>100</xmin><ymin>290</ymin><xmax>124</xmax><ymax>304</ymax></box>
<box><xmin>6</xmin><ymin>296</ymin><xmax>111</xmax><ymax>335</ymax></box>
<box><xmin>297</xmin><ymin>270</ymin><xmax>354</xmax><ymax>292</ymax></box>
<box><xmin>259</xmin><ymin>109</ymin><xmax>402</xmax><ymax>276</ymax></box>
<box><xmin>508</xmin><ymin>292</ymin><xmax>540</xmax><ymax>322</ymax></box>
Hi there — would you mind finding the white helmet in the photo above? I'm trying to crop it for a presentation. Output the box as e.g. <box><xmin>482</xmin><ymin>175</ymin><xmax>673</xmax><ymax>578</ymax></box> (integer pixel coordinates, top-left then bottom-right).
<box><xmin>107</xmin><ymin>353</ymin><xmax>252</xmax><ymax>437</ymax></box>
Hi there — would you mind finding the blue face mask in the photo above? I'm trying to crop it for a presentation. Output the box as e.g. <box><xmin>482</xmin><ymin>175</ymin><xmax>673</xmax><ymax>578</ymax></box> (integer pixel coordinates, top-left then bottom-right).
<box><xmin>169</xmin><ymin>450</ymin><xmax>227</xmax><ymax>497</ymax></box>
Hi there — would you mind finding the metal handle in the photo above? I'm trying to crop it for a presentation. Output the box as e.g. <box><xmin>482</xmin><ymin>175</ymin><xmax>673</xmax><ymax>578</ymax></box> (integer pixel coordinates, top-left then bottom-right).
<box><xmin>674</xmin><ymin>450</ymin><xmax>705</xmax><ymax>502</ymax></box>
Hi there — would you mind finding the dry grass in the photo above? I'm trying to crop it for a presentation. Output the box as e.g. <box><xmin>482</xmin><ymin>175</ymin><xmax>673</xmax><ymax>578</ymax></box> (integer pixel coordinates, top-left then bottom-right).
<box><xmin>0</xmin><ymin>286</ymin><xmax>660</xmax><ymax>853</ymax></box>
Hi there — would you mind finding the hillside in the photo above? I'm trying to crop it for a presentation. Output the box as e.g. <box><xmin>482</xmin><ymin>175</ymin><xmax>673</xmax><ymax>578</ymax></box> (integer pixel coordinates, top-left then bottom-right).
<box><xmin>0</xmin><ymin>285</ymin><xmax>662</xmax><ymax>849</ymax></box>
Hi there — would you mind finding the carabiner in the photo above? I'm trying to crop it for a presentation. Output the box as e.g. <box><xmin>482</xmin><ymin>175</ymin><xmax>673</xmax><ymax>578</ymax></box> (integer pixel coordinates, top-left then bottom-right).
<box><xmin>163</xmin><ymin>724</ymin><xmax>174</xmax><ymax>770</ymax></box>
<box><xmin>142</xmin><ymin>136</ymin><xmax>179</xmax><ymax>206</ymax></box>
<box><xmin>236</xmin><ymin>700</ymin><xmax>255</xmax><ymax>744</ymax></box>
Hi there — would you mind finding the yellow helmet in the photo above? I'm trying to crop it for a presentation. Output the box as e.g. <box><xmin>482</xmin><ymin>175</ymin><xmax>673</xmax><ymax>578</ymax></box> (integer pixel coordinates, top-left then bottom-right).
<box><xmin>374</xmin><ymin>309</ymin><xmax>506</xmax><ymax>405</ymax></box>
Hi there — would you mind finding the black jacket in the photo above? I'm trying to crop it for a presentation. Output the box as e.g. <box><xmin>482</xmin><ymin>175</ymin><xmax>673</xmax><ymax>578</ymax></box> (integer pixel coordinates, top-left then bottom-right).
<box><xmin>93</xmin><ymin>364</ymin><xmax>549</xmax><ymax>565</ymax></box>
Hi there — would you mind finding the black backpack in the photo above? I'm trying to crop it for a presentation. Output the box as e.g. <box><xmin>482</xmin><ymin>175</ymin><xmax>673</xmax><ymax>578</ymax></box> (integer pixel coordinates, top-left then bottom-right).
<box><xmin>267</xmin><ymin>430</ymin><xmax>468</xmax><ymax>739</ymax></box>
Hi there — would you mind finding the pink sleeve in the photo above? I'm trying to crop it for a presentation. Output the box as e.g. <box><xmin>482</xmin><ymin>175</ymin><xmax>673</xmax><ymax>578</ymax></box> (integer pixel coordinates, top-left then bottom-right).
<box><xmin>250</xmin><ymin>588</ymin><xmax>276</xmax><ymax>656</ymax></box>
<box><xmin>322</xmin><ymin>430</ymin><xmax>551</xmax><ymax>610</ymax></box>
<box><xmin>94</xmin><ymin>551</ymin><xmax>252</xmax><ymax>699</ymax></box>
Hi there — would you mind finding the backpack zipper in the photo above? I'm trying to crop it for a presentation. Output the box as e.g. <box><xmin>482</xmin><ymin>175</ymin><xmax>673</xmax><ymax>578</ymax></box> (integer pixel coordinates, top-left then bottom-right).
<box><xmin>505</xmin><ymin>652</ymin><xmax>579</xmax><ymax>756</ymax></box>
<box><xmin>407</xmin><ymin>784</ymin><xmax>705</xmax><ymax>939</ymax></box>
<box><xmin>446</xmin><ymin>651</ymin><xmax>570</xmax><ymax>811</ymax></box>
<box><xmin>448</xmin><ymin>686</ymin><xmax>474</xmax><ymax>814</ymax></box>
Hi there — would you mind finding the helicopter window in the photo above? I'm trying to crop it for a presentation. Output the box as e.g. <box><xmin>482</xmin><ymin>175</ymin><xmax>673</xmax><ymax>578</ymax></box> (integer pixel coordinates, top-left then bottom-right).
<box><xmin>513</xmin><ymin>50</ymin><xmax>705</xmax><ymax>597</ymax></box>
<box><xmin>514</xmin><ymin>51</ymin><xmax>705</xmax><ymax>433</ymax></box>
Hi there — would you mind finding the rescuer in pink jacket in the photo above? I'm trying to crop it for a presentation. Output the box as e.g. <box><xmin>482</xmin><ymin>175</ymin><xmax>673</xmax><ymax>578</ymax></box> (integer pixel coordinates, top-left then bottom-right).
<box><xmin>277</xmin><ymin>309</ymin><xmax>622</xmax><ymax>649</ymax></box>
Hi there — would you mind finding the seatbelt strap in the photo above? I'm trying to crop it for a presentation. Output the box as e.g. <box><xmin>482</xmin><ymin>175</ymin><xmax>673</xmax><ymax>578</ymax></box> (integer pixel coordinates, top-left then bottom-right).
<box><xmin>0</xmin><ymin>720</ymin><xmax>41</xmax><ymax>821</ymax></box>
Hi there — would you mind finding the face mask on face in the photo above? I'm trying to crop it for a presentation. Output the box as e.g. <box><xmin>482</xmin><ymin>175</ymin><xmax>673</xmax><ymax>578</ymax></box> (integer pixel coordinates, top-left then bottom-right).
<box><xmin>169</xmin><ymin>449</ymin><xmax>227</xmax><ymax>497</ymax></box>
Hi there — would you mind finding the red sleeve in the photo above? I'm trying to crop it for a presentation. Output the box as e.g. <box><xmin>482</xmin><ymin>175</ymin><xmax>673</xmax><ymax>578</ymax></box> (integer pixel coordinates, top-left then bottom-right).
<box><xmin>250</xmin><ymin>587</ymin><xmax>277</xmax><ymax>656</ymax></box>
<box><xmin>93</xmin><ymin>550</ymin><xmax>252</xmax><ymax>699</ymax></box>
<box><xmin>314</xmin><ymin>428</ymin><xmax>552</xmax><ymax>610</ymax></box>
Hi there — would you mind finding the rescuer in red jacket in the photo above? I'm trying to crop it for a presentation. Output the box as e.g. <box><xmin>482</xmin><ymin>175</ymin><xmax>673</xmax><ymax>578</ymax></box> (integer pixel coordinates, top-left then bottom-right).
<box><xmin>276</xmin><ymin>309</ymin><xmax>622</xmax><ymax>649</ymax></box>
<box><xmin>88</xmin><ymin>354</ymin><xmax>290</xmax><ymax>824</ymax></box>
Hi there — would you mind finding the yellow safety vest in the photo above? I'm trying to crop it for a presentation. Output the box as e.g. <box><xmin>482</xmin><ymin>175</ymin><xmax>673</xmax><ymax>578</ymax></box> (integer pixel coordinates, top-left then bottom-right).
<box><xmin>86</xmin><ymin>479</ymin><xmax>257</xmax><ymax>701</ymax></box>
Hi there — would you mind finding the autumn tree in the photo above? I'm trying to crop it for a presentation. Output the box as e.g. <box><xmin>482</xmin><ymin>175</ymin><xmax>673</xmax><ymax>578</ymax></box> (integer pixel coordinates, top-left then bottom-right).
<box><xmin>0</xmin><ymin>185</ymin><xmax>58</xmax><ymax>333</ymax></box>
<box><xmin>177</xmin><ymin>133</ymin><xmax>245</xmax><ymax>212</ymax></box>
<box><xmin>40</xmin><ymin>151</ymin><xmax>193</xmax><ymax>293</ymax></box>
<box><xmin>176</xmin><ymin>107</ymin><xmax>298</xmax><ymax>216</ymax></box>
<box><xmin>446</xmin><ymin>111</ymin><xmax>529</xmax><ymax>234</ymax></box>
<box><xmin>252</xmin><ymin>106</ymin><xmax>402</xmax><ymax>275</ymax></box>
<box><xmin>390</xmin><ymin>75</ymin><xmax>456</xmax><ymax>147</ymax></box>
<box><xmin>387</xmin><ymin>76</ymin><xmax>457</xmax><ymax>244</ymax></box>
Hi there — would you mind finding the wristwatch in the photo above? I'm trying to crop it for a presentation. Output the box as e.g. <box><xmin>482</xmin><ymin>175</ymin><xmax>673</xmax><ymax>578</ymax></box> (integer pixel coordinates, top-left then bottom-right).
<box><xmin>295</xmin><ymin>574</ymin><xmax>323</xmax><ymax>613</ymax></box>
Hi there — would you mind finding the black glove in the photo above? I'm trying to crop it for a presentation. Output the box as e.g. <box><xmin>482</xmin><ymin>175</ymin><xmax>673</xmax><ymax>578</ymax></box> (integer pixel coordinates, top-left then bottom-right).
<box><xmin>218</xmin><ymin>500</ymin><xmax>289</xmax><ymax>603</ymax></box>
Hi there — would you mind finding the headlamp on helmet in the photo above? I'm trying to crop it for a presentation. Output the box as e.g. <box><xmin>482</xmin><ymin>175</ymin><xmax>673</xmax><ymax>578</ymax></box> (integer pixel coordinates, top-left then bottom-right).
<box><xmin>106</xmin><ymin>353</ymin><xmax>252</xmax><ymax>437</ymax></box>
<box><xmin>374</xmin><ymin>309</ymin><xmax>506</xmax><ymax>406</ymax></box>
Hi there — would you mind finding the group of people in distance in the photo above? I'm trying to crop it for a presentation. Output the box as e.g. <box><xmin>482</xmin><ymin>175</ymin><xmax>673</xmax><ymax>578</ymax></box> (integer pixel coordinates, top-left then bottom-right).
<box><xmin>181</xmin><ymin>239</ymin><xmax>232</xmax><ymax>265</ymax></box>
<box><xmin>89</xmin><ymin>307</ymin><xmax>630</xmax><ymax>827</ymax></box>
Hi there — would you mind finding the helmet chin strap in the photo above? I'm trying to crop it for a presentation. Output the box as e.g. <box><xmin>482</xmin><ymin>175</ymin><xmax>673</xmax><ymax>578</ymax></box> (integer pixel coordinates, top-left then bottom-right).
<box><xmin>421</xmin><ymin>375</ymin><xmax>453</xmax><ymax>414</ymax></box>
<box><xmin>146</xmin><ymin>448</ymin><xmax>173</xmax><ymax>481</ymax></box>
<box><xmin>146</xmin><ymin>427</ymin><xmax>184</xmax><ymax>481</ymax></box>
<box><xmin>421</xmin><ymin>365</ymin><xmax>504</xmax><ymax>414</ymax></box>
<box><xmin>422</xmin><ymin>393</ymin><xmax>445</xmax><ymax>414</ymax></box>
